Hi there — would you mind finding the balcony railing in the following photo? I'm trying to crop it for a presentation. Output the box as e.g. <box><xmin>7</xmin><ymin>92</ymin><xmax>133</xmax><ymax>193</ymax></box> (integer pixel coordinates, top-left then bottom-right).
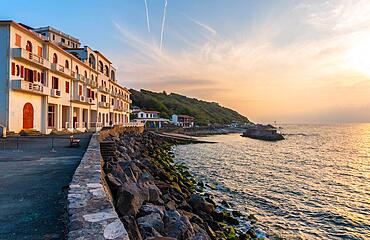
<box><xmin>72</xmin><ymin>95</ymin><xmax>87</xmax><ymax>103</ymax></box>
<box><xmin>87</xmin><ymin>78</ymin><xmax>98</xmax><ymax>88</ymax></box>
<box><xmin>98</xmin><ymin>102</ymin><xmax>110</xmax><ymax>108</ymax></box>
<box><xmin>98</xmin><ymin>86</ymin><xmax>110</xmax><ymax>94</ymax></box>
<box><xmin>113</xmin><ymin>105</ymin><xmax>124</xmax><ymax>111</ymax></box>
<box><xmin>12</xmin><ymin>48</ymin><xmax>50</xmax><ymax>68</ymax></box>
<box><xmin>73</xmin><ymin>74</ymin><xmax>86</xmax><ymax>83</ymax></box>
<box><xmin>51</xmin><ymin>63</ymin><xmax>71</xmax><ymax>77</ymax></box>
<box><xmin>11</xmin><ymin>80</ymin><xmax>49</xmax><ymax>96</ymax></box>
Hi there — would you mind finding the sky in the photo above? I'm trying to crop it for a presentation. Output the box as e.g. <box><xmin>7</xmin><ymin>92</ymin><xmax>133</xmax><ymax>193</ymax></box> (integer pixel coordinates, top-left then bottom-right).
<box><xmin>2</xmin><ymin>0</ymin><xmax>370</xmax><ymax>123</ymax></box>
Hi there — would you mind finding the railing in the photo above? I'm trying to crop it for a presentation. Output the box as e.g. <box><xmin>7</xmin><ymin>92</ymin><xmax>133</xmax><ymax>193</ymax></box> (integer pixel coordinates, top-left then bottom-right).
<box><xmin>98</xmin><ymin>86</ymin><xmax>110</xmax><ymax>93</ymax></box>
<box><xmin>51</xmin><ymin>63</ymin><xmax>71</xmax><ymax>76</ymax></box>
<box><xmin>75</xmin><ymin>74</ymin><xmax>86</xmax><ymax>83</ymax></box>
<box><xmin>12</xmin><ymin>80</ymin><xmax>48</xmax><ymax>95</ymax></box>
<box><xmin>87</xmin><ymin>79</ymin><xmax>98</xmax><ymax>88</ymax></box>
<box><xmin>12</xmin><ymin>48</ymin><xmax>50</xmax><ymax>68</ymax></box>
<box><xmin>113</xmin><ymin>105</ymin><xmax>124</xmax><ymax>111</ymax></box>
<box><xmin>90</xmin><ymin>122</ymin><xmax>103</xmax><ymax>128</ymax></box>
<box><xmin>122</xmin><ymin>122</ymin><xmax>145</xmax><ymax>127</ymax></box>
<box><xmin>98</xmin><ymin>102</ymin><xmax>109</xmax><ymax>108</ymax></box>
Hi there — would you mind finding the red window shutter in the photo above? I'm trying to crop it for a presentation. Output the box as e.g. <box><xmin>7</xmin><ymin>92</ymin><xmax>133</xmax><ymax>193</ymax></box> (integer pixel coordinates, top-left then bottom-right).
<box><xmin>11</xmin><ymin>62</ymin><xmax>15</xmax><ymax>75</ymax></box>
<box><xmin>20</xmin><ymin>66</ymin><xmax>24</xmax><ymax>78</ymax></box>
<box><xmin>65</xmin><ymin>82</ymin><xmax>69</xmax><ymax>93</ymax></box>
<box><xmin>79</xmin><ymin>85</ymin><xmax>82</xmax><ymax>95</ymax></box>
<box><xmin>41</xmin><ymin>72</ymin><xmax>44</xmax><ymax>84</ymax></box>
<box><xmin>24</xmin><ymin>69</ymin><xmax>28</xmax><ymax>81</ymax></box>
<box><xmin>33</xmin><ymin>70</ymin><xmax>37</xmax><ymax>81</ymax></box>
<box><xmin>15</xmin><ymin>34</ymin><xmax>21</xmax><ymax>47</ymax></box>
<box><xmin>37</xmin><ymin>47</ymin><xmax>42</xmax><ymax>57</ymax></box>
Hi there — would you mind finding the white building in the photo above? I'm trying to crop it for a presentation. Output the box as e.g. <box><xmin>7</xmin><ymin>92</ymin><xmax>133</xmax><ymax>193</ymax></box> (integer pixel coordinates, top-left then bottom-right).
<box><xmin>0</xmin><ymin>20</ymin><xmax>131</xmax><ymax>134</ymax></box>
<box><xmin>137</xmin><ymin>110</ymin><xmax>159</xmax><ymax>119</ymax></box>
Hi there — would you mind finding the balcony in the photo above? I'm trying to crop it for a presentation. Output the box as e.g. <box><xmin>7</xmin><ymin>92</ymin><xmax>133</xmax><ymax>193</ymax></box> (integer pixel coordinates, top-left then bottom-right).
<box><xmin>50</xmin><ymin>89</ymin><xmax>61</xmax><ymax>98</ymax></box>
<box><xmin>12</xmin><ymin>48</ymin><xmax>50</xmax><ymax>69</ymax></box>
<box><xmin>98</xmin><ymin>86</ymin><xmax>110</xmax><ymax>94</ymax></box>
<box><xmin>87</xmin><ymin>78</ymin><xmax>98</xmax><ymax>88</ymax></box>
<box><xmin>113</xmin><ymin>105</ymin><xmax>124</xmax><ymax>111</ymax></box>
<box><xmin>73</xmin><ymin>74</ymin><xmax>86</xmax><ymax>83</ymax></box>
<box><xmin>71</xmin><ymin>95</ymin><xmax>89</xmax><ymax>104</ymax></box>
<box><xmin>11</xmin><ymin>80</ymin><xmax>49</xmax><ymax>96</ymax></box>
<box><xmin>98</xmin><ymin>102</ymin><xmax>110</xmax><ymax>108</ymax></box>
<box><xmin>51</xmin><ymin>63</ymin><xmax>72</xmax><ymax>78</ymax></box>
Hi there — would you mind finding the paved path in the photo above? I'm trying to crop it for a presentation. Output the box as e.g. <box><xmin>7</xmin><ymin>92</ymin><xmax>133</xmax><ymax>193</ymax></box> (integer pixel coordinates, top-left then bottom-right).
<box><xmin>0</xmin><ymin>133</ymin><xmax>92</xmax><ymax>240</ymax></box>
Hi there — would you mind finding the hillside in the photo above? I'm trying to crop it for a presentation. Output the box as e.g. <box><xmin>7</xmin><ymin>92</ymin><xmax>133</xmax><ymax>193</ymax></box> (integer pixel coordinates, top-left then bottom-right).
<box><xmin>130</xmin><ymin>89</ymin><xmax>250</xmax><ymax>126</ymax></box>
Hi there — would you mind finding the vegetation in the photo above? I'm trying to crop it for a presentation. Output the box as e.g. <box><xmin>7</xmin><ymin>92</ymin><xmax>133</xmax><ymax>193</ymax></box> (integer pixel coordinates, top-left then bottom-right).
<box><xmin>130</xmin><ymin>89</ymin><xmax>250</xmax><ymax>126</ymax></box>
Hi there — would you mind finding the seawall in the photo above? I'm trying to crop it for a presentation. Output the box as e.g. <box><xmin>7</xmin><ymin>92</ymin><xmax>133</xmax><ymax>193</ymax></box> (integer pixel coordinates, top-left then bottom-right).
<box><xmin>67</xmin><ymin>125</ymin><xmax>144</xmax><ymax>240</ymax></box>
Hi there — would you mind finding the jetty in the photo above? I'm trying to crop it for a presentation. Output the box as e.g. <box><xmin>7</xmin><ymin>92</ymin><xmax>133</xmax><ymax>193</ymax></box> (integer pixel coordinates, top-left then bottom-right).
<box><xmin>242</xmin><ymin>124</ymin><xmax>284</xmax><ymax>141</ymax></box>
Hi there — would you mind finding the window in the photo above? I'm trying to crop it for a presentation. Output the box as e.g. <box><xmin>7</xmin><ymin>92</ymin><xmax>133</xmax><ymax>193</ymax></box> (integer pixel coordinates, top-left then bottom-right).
<box><xmin>26</xmin><ymin>41</ymin><xmax>32</xmax><ymax>52</ymax></box>
<box><xmin>61</xmin><ymin>38</ymin><xmax>65</xmax><ymax>43</ymax></box>
<box><xmin>111</xmin><ymin>98</ymin><xmax>114</xmax><ymax>105</ymax></box>
<box><xmin>87</xmin><ymin>88</ymin><xmax>91</xmax><ymax>98</ymax></box>
<box><xmin>41</xmin><ymin>72</ymin><xmax>44</xmax><ymax>84</ymax></box>
<box><xmin>111</xmin><ymin>70</ymin><xmax>115</xmax><ymax>81</ymax></box>
<box><xmin>91</xmin><ymin>91</ymin><xmax>95</xmax><ymax>100</ymax></box>
<box><xmin>15</xmin><ymin>34</ymin><xmax>21</xmax><ymax>47</ymax></box>
<box><xmin>48</xmin><ymin>105</ymin><xmax>55</xmax><ymax>127</ymax></box>
<box><xmin>75</xmin><ymin>65</ymin><xmax>79</xmax><ymax>74</ymax></box>
<box><xmin>98</xmin><ymin>61</ymin><xmax>103</xmax><ymax>73</ymax></box>
<box><xmin>53</xmin><ymin>53</ymin><xmax>58</xmax><ymax>64</ymax></box>
<box><xmin>65</xmin><ymin>81</ymin><xmax>70</xmax><ymax>93</ymax></box>
<box><xmin>52</xmin><ymin>77</ymin><xmax>59</xmax><ymax>89</ymax></box>
<box><xmin>65</xmin><ymin>60</ymin><xmax>69</xmax><ymax>69</ymax></box>
<box><xmin>89</xmin><ymin>54</ymin><xmax>96</xmax><ymax>69</ymax></box>
<box><xmin>78</xmin><ymin>85</ymin><xmax>82</xmax><ymax>96</ymax></box>
<box><xmin>52</xmin><ymin>34</ymin><xmax>55</xmax><ymax>40</ymax></box>
<box><xmin>16</xmin><ymin>65</ymin><xmax>20</xmax><ymax>76</ymax></box>
<box><xmin>84</xmin><ymin>70</ymin><xmax>87</xmax><ymax>78</ymax></box>
<box><xmin>105</xmin><ymin>65</ymin><xmax>109</xmax><ymax>76</ymax></box>
<box><xmin>37</xmin><ymin>72</ymin><xmax>41</xmax><ymax>82</ymax></box>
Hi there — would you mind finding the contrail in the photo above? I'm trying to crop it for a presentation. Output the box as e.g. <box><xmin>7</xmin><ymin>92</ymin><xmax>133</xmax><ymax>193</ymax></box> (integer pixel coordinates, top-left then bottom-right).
<box><xmin>144</xmin><ymin>0</ymin><xmax>150</xmax><ymax>33</ymax></box>
<box><xmin>160</xmin><ymin>0</ymin><xmax>168</xmax><ymax>51</ymax></box>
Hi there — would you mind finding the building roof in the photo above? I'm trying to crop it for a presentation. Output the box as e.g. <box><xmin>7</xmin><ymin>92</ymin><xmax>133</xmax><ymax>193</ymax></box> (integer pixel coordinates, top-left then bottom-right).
<box><xmin>33</xmin><ymin>26</ymin><xmax>80</xmax><ymax>43</ymax></box>
<box><xmin>141</xmin><ymin>110</ymin><xmax>160</xmax><ymax>114</ymax></box>
<box><xmin>176</xmin><ymin>115</ymin><xmax>194</xmax><ymax>119</ymax></box>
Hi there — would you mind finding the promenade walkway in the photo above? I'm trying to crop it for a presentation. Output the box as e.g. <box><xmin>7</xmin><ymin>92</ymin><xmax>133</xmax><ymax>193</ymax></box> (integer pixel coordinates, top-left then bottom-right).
<box><xmin>0</xmin><ymin>133</ymin><xmax>92</xmax><ymax>240</ymax></box>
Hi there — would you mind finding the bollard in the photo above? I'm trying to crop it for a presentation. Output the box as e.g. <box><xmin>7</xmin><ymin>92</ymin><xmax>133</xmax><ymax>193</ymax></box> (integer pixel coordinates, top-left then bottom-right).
<box><xmin>50</xmin><ymin>137</ymin><xmax>57</xmax><ymax>152</ymax></box>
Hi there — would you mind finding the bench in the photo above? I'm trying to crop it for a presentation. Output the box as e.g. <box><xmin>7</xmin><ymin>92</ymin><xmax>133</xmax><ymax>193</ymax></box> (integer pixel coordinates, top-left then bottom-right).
<box><xmin>69</xmin><ymin>135</ymin><xmax>81</xmax><ymax>148</ymax></box>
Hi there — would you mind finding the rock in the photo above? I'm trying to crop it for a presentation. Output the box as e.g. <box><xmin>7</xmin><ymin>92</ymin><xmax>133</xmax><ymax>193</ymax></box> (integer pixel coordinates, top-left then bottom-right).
<box><xmin>166</xmin><ymin>200</ymin><xmax>177</xmax><ymax>210</ymax></box>
<box><xmin>106</xmin><ymin>173</ymin><xmax>122</xmax><ymax>193</ymax></box>
<box><xmin>223</xmin><ymin>211</ymin><xmax>239</xmax><ymax>225</ymax></box>
<box><xmin>211</xmin><ymin>211</ymin><xmax>224</xmax><ymax>222</ymax></box>
<box><xmin>148</xmin><ymin>184</ymin><xmax>163</xmax><ymax>204</ymax></box>
<box><xmin>232</xmin><ymin>210</ymin><xmax>242</xmax><ymax>217</ymax></box>
<box><xmin>103</xmin><ymin>219</ymin><xmax>129</xmax><ymax>240</ymax></box>
<box><xmin>120</xmin><ymin>216</ymin><xmax>143</xmax><ymax>240</ymax></box>
<box><xmin>189</xmin><ymin>194</ymin><xmax>215</xmax><ymax>214</ymax></box>
<box><xmin>147</xmin><ymin>237</ymin><xmax>176</xmax><ymax>240</ymax></box>
<box><xmin>163</xmin><ymin>210</ymin><xmax>195</xmax><ymax>240</ymax></box>
<box><xmin>116</xmin><ymin>187</ymin><xmax>142</xmax><ymax>216</ymax></box>
<box><xmin>191</xmin><ymin>223</ymin><xmax>211</xmax><ymax>240</ymax></box>
<box><xmin>137</xmin><ymin>212</ymin><xmax>164</xmax><ymax>233</ymax></box>
<box><xmin>138</xmin><ymin>203</ymin><xmax>165</xmax><ymax>218</ymax></box>
<box><xmin>140</xmin><ymin>226</ymin><xmax>163</xmax><ymax>239</ymax></box>
<box><xmin>221</xmin><ymin>200</ymin><xmax>232</xmax><ymax>208</ymax></box>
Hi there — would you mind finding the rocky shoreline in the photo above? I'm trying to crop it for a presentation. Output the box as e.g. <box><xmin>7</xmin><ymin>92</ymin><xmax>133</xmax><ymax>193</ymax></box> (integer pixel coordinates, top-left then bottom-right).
<box><xmin>101</xmin><ymin>131</ymin><xmax>264</xmax><ymax>240</ymax></box>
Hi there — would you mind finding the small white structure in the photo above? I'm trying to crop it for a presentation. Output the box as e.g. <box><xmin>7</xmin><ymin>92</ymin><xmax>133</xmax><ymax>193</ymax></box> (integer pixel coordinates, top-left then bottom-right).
<box><xmin>171</xmin><ymin>114</ymin><xmax>195</xmax><ymax>128</ymax></box>
<box><xmin>136</xmin><ymin>110</ymin><xmax>159</xmax><ymax>119</ymax></box>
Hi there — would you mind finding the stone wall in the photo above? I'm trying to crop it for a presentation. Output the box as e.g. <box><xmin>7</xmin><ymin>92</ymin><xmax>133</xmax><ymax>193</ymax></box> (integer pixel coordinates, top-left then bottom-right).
<box><xmin>67</xmin><ymin>132</ymin><xmax>129</xmax><ymax>240</ymax></box>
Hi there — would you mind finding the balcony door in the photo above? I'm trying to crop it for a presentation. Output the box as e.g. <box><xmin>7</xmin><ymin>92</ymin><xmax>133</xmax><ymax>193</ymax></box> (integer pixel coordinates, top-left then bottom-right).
<box><xmin>23</xmin><ymin>103</ymin><xmax>34</xmax><ymax>129</ymax></box>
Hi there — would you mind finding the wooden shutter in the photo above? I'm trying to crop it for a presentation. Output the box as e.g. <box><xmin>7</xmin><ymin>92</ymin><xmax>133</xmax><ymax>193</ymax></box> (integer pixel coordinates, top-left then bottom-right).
<box><xmin>11</xmin><ymin>62</ymin><xmax>15</xmax><ymax>75</ymax></box>
<box><xmin>33</xmin><ymin>70</ymin><xmax>37</xmax><ymax>81</ymax></box>
<box><xmin>20</xmin><ymin>66</ymin><xmax>24</xmax><ymax>78</ymax></box>
<box><xmin>65</xmin><ymin>82</ymin><xmax>69</xmax><ymax>93</ymax></box>
<box><xmin>15</xmin><ymin>34</ymin><xmax>21</xmax><ymax>47</ymax></box>
<box><xmin>37</xmin><ymin>46</ymin><xmax>42</xmax><ymax>57</ymax></box>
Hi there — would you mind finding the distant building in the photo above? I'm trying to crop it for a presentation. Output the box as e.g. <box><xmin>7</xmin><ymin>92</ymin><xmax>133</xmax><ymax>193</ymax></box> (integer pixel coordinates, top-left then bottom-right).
<box><xmin>171</xmin><ymin>114</ymin><xmax>195</xmax><ymax>128</ymax></box>
<box><xmin>137</xmin><ymin>110</ymin><xmax>159</xmax><ymax>119</ymax></box>
<box><xmin>133</xmin><ymin>110</ymin><xmax>169</xmax><ymax>128</ymax></box>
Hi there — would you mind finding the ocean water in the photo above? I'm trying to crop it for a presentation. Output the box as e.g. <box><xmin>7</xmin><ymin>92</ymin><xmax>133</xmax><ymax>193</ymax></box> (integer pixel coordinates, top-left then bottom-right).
<box><xmin>173</xmin><ymin>124</ymin><xmax>370</xmax><ymax>240</ymax></box>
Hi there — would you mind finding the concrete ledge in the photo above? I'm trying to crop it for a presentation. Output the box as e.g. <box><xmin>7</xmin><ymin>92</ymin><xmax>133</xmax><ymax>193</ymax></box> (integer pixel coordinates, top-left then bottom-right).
<box><xmin>67</xmin><ymin>133</ymin><xmax>129</xmax><ymax>240</ymax></box>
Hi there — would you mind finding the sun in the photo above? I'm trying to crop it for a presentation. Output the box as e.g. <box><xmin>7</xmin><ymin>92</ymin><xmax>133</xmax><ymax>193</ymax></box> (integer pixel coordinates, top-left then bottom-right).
<box><xmin>346</xmin><ymin>40</ymin><xmax>370</xmax><ymax>76</ymax></box>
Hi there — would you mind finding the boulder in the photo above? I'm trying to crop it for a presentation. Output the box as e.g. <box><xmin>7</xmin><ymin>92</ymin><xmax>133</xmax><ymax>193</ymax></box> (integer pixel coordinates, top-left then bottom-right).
<box><xmin>116</xmin><ymin>187</ymin><xmax>143</xmax><ymax>216</ymax></box>
<box><xmin>188</xmin><ymin>194</ymin><xmax>215</xmax><ymax>214</ymax></box>
<box><xmin>137</xmin><ymin>212</ymin><xmax>164</xmax><ymax>233</ymax></box>
<box><xmin>163</xmin><ymin>210</ymin><xmax>195</xmax><ymax>240</ymax></box>
<box><xmin>138</xmin><ymin>203</ymin><xmax>165</xmax><ymax>218</ymax></box>
<box><xmin>140</xmin><ymin>226</ymin><xmax>163</xmax><ymax>239</ymax></box>
<box><xmin>120</xmin><ymin>215</ymin><xmax>143</xmax><ymax>240</ymax></box>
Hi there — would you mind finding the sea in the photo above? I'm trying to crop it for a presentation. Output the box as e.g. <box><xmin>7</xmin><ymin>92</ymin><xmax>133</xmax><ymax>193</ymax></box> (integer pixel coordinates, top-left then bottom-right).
<box><xmin>173</xmin><ymin>124</ymin><xmax>370</xmax><ymax>240</ymax></box>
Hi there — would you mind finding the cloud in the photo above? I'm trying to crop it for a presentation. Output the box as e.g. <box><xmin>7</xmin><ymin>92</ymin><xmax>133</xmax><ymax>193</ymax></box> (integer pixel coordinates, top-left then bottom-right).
<box><xmin>112</xmin><ymin>1</ymin><xmax>370</xmax><ymax>123</ymax></box>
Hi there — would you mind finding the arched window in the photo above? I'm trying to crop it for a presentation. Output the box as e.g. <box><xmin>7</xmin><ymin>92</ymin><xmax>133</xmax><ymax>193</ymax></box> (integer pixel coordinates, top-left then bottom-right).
<box><xmin>53</xmin><ymin>53</ymin><xmax>58</xmax><ymax>64</ymax></box>
<box><xmin>98</xmin><ymin>61</ymin><xmax>103</xmax><ymax>73</ymax></box>
<box><xmin>91</xmin><ymin>74</ymin><xmax>94</xmax><ymax>81</ymax></box>
<box><xmin>84</xmin><ymin>70</ymin><xmax>88</xmax><ymax>78</ymax></box>
<box><xmin>105</xmin><ymin>65</ymin><xmax>109</xmax><ymax>76</ymax></box>
<box><xmin>26</xmin><ymin>41</ymin><xmax>32</xmax><ymax>52</ymax></box>
<box><xmin>65</xmin><ymin>60</ymin><xmax>69</xmax><ymax>69</ymax></box>
<box><xmin>75</xmin><ymin>65</ymin><xmax>79</xmax><ymax>74</ymax></box>
<box><xmin>111</xmin><ymin>70</ymin><xmax>115</xmax><ymax>81</ymax></box>
<box><xmin>89</xmin><ymin>54</ymin><xmax>96</xmax><ymax>69</ymax></box>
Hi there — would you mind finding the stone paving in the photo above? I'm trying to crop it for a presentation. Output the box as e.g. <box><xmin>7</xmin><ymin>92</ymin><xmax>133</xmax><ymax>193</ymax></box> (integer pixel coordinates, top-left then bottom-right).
<box><xmin>0</xmin><ymin>133</ymin><xmax>92</xmax><ymax>240</ymax></box>
<box><xmin>67</xmin><ymin>133</ymin><xmax>129</xmax><ymax>240</ymax></box>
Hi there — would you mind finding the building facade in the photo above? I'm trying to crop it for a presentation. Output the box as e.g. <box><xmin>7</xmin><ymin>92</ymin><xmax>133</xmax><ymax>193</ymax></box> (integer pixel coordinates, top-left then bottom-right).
<box><xmin>171</xmin><ymin>114</ymin><xmax>195</xmax><ymax>128</ymax></box>
<box><xmin>0</xmin><ymin>21</ymin><xmax>131</xmax><ymax>134</ymax></box>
